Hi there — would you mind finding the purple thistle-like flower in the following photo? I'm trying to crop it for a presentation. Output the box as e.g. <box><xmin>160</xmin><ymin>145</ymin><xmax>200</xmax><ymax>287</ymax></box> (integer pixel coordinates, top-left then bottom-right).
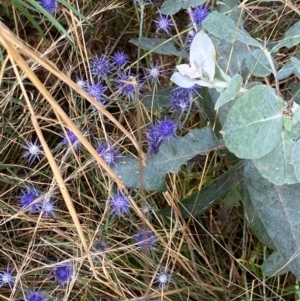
<box><xmin>60</xmin><ymin>129</ymin><xmax>80</xmax><ymax>150</ymax></box>
<box><xmin>42</xmin><ymin>198</ymin><xmax>55</xmax><ymax>218</ymax></box>
<box><xmin>112</xmin><ymin>51</ymin><xmax>129</xmax><ymax>68</ymax></box>
<box><xmin>154</xmin><ymin>11</ymin><xmax>173</xmax><ymax>35</ymax></box>
<box><xmin>39</xmin><ymin>0</ymin><xmax>57</xmax><ymax>13</ymax></box>
<box><xmin>155</xmin><ymin>271</ymin><xmax>172</xmax><ymax>288</ymax></box>
<box><xmin>26</xmin><ymin>290</ymin><xmax>47</xmax><ymax>301</ymax></box>
<box><xmin>19</xmin><ymin>186</ymin><xmax>42</xmax><ymax>214</ymax></box>
<box><xmin>23</xmin><ymin>139</ymin><xmax>42</xmax><ymax>165</ymax></box>
<box><xmin>189</xmin><ymin>5</ymin><xmax>209</xmax><ymax>26</ymax></box>
<box><xmin>90</xmin><ymin>55</ymin><xmax>111</xmax><ymax>78</ymax></box>
<box><xmin>54</xmin><ymin>263</ymin><xmax>73</xmax><ymax>286</ymax></box>
<box><xmin>76</xmin><ymin>77</ymin><xmax>88</xmax><ymax>90</ymax></box>
<box><xmin>147</xmin><ymin>124</ymin><xmax>162</xmax><ymax>155</ymax></box>
<box><xmin>156</xmin><ymin>116</ymin><xmax>178</xmax><ymax>142</ymax></box>
<box><xmin>109</xmin><ymin>190</ymin><xmax>130</xmax><ymax>216</ymax></box>
<box><xmin>96</xmin><ymin>141</ymin><xmax>121</xmax><ymax>166</ymax></box>
<box><xmin>135</xmin><ymin>229</ymin><xmax>156</xmax><ymax>250</ymax></box>
<box><xmin>169</xmin><ymin>88</ymin><xmax>191</xmax><ymax>111</ymax></box>
<box><xmin>115</xmin><ymin>71</ymin><xmax>139</xmax><ymax>101</ymax></box>
<box><xmin>0</xmin><ymin>265</ymin><xmax>15</xmax><ymax>289</ymax></box>
<box><xmin>145</xmin><ymin>63</ymin><xmax>161</xmax><ymax>84</ymax></box>
<box><xmin>86</xmin><ymin>82</ymin><xmax>106</xmax><ymax>103</ymax></box>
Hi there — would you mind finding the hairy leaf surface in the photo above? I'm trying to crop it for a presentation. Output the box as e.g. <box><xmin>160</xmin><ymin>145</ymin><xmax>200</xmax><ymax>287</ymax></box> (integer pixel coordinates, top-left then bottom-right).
<box><xmin>112</xmin><ymin>127</ymin><xmax>221</xmax><ymax>191</ymax></box>
<box><xmin>222</xmin><ymin>85</ymin><xmax>284</xmax><ymax>159</ymax></box>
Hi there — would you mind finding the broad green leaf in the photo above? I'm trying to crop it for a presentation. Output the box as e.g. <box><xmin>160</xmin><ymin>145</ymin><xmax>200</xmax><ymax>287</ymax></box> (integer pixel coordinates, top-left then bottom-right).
<box><xmin>272</xmin><ymin>21</ymin><xmax>300</xmax><ymax>53</ymax></box>
<box><xmin>242</xmin><ymin>180</ymin><xmax>275</xmax><ymax>249</ymax></box>
<box><xmin>276</xmin><ymin>61</ymin><xmax>293</xmax><ymax>80</ymax></box>
<box><xmin>254</xmin><ymin>124</ymin><xmax>300</xmax><ymax>185</ymax></box>
<box><xmin>291</xmin><ymin>57</ymin><xmax>300</xmax><ymax>79</ymax></box>
<box><xmin>203</xmin><ymin>11</ymin><xmax>261</xmax><ymax>48</ymax></box>
<box><xmin>112</xmin><ymin>127</ymin><xmax>221</xmax><ymax>191</ymax></box>
<box><xmin>245</xmin><ymin>49</ymin><xmax>277</xmax><ymax>77</ymax></box>
<box><xmin>182</xmin><ymin>0</ymin><xmax>207</xmax><ymax>9</ymax></box>
<box><xmin>160</xmin><ymin>0</ymin><xmax>206</xmax><ymax>14</ymax></box>
<box><xmin>219</xmin><ymin>0</ymin><xmax>243</xmax><ymax>24</ymax></box>
<box><xmin>159</xmin><ymin>160</ymin><xmax>246</xmax><ymax>218</ymax></box>
<box><xmin>141</xmin><ymin>87</ymin><xmax>173</xmax><ymax>109</ymax></box>
<box><xmin>160</xmin><ymin>0</ymin><xmax>183</xmax><ymax>15</ymax></box>
<box><xmin>244</xmin><ymin>161</ymin><xmax>300</xmax><ymax>280</ymax></box>
<box><xmin>214</xmin><ymin>74</ymin><xmax>242</xmax><ymax>110</ymax></box>
<box><xmin>221</xmin><ymin>85</ymin><xmax>284</xmax><ymax>159</ymax></box>
<box><xmin>291</xmin><ymin>140</ymin><xmax>300</xmax><ymax>182</ymax></box>
<box><xmin>261</xmin><ymin>251</ymin><xmax>292</xmax><ymax>277</ymax></box>
<box><xmin>129</xmin><ymin>38</ymin><xmax>187</xmax><ymax>58</ymax></box>
<box><xmin>217</xmin><ymin>39</ymin><xmax>249</xmax><ymax>77</ymax></box>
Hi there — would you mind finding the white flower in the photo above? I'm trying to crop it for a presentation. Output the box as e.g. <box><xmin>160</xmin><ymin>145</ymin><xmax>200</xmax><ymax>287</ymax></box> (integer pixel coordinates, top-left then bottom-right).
<box><xmin>171</xmin><ymin>30</ymin><xmax>216</xmax><ymax>88</ymax></box>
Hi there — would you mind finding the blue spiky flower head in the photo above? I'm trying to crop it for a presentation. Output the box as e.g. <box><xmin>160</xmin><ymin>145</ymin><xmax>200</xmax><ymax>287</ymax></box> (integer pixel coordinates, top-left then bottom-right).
<box><xmin>19</xmin><ymin>186</ymin><xmax>42</xmax><ymax>214</ymax></box>
<box><xmin>86</xmin><ymin>82</ymin><xmax>107</xmax><ymax>103</ymax></box>
<box><xmin>112</xmin><ymin>51</ymin><xmax>129</xmax><ymax>68</ymax></box>
<box><xmin>42</xmin><ymin>197</ymin><xmax>56</xmax><ymax>218</ymax></box>
<box><xmin>0</xmin><ymin>265</ymin><xmax>15</xmax><ymax>289</ymax></box>
<box><xmin>96</xmin><ymin>141</ymin><xmax>121</xmax><ymax>166</ymax></box>
<box><xmin>23</xmin><ymin>139</ymin><xmax>43</xmax><ymax>165</ymax></box>
<box><xmin>54</xmin><ymin>263</ymin><xmax>73</xmax><ymax>286</ymax></box>
<box><xmin>169</xmin><ymin>88</ymin><xmax>191</xmax><ymax>111</ymax></box>
<box><xmin>26</xmin><ymin>290</ymin><xmax>47</xmax><ymax>301</ymax></box>
<box><xmin>156</xmin><ymin>116</ymin><xmax>178</xmax><ymax>142</ymax></box>
<box><xmin>135</xmin><ymin>229</ymin><xmax>156</xmax><ymax>250</ymax></box>
<box><xmin>90</xmin><ymin>54</ymin><xmax>111</xmax><ymax>78</ymax></box>
<box><xmin>154</xmin><ymin>10</ymin><xmax>173</xmax><ymax>35</ymax></box>
<box><xmin>60</xmin><ymin>129</ymin><xmax>81</xmax><ymax>150</ymax></box>
<box><xmin>39</xmin><ymin>0</ymin><xmax>57</xmax><ymax>14</ymax></box>
<box><xmin>147</xmin><ymin>124</ymin><xmax>162</xmax><ymax>155</ymax></box>
<box><xmin>76</xmin><ymin>77</ymin><xmax>88</xmax><ymax>90</ymax></box>
<box><xmin>145</xmin><ymin>62</ymin><xmax>162</xmax><ymax>84</ymax></box>
<box><xmin>109</xmin><ymin>190</ymin><xmax>130</xmax><ymax>216</ymax></box>
<box><xmin>189</xmin><ymin>5</ymin><xmax>209</xmax><ymax>26</ymax></box>
<box><xmin>115</xmin><ymin>71</ymin><xmax>140</xmax><ymax>101</ymax></box>
<box><xmin>155</xmin><ymin>271</ymin><xmax>172</xmax><ymax>288</ymax></box>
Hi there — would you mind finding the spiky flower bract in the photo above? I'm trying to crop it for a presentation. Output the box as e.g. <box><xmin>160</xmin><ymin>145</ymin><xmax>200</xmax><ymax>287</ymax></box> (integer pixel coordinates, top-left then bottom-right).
<box><xmin>76</xmin><ymin>77</ymin><xmax>88</xmax><ymax>90</ymax></box>
<box><xmin>19</xmin><ymin>186</ymin><xmax>42</xmax><ymax>214</ymax></box>
<box><xmin>115</xmin><ymin>71</ymin><xmax>139</xmax><ymax>101</ymax></box>
<box><xmin>145</xmin><ymin>63</ymin><xmax>161</xmax><ymax>84</ymax></box>
<box><xmin>135</xmin><ymin>229</ymin><xmax>156</xmax><ymax>250</ymax></box>
<box><xmin>147</xmin><ymin>124</ymin><xmax>162</xmax><ymax>155</ymax></box>
<box><xmin>39</xmin><ymin>0</ymin><xmax>57</xmax><ymax>13</ymax></box>
<box><xmin>154</xmin><ymin>10</ymin><xmax>173</xmax><ymax>35</ymax></box>
<box><xmin>86</xmin><ymin>82</ymin><xmax>106</xmax><ymax>104</ymax></box>
<box><xmin>189</xmin><ymin>5</ymin><xmax>209</xmax><ymax>26</ymax></box>
<box><xmin>169</xmin><ymin>88</ymin><xmax>191</xmax><ymax>111</ymax></box>
<box><xmin>96</xmin><ymin>141</ymin><xmax>121</xmax><ymax>166</ymax></box>
<box><xmin>90</xmin><ymin>55</ymin><xmax>111</xmax><ymax>78</ymax></box>
<box><xmin>109</xmin><ymin>190</ymin><xmax>130</xmax><ymax>216</ymax></box>
<box><xmin>60</xmin><ymin>129</ymin><xmax>80</xmax><ymax>150</ymax></box>
<box><xmin>54</xmin><ymin>263</ymin><xmax>73</xmax><ymax>286</ymax></box>
<box><xmin>0</xmin><ymin>265</ymin><xmax>15</xmax><ymax>288</ymax></box>
<box><xmin>26</xmin><ymin>290</ymin><xmax>47</xmax><ymax>301</ymax></box>
<box><xmin>112</xmin><ymin>51</ymin><xmax>128</xmax><ymax>68</ymax></box>
<box><xmin>23</xmin><ymin>139</ymin><xmax>42</xmax><ymax>165</ymax></box>
<box><xmin>156</xmin><ymin>116</ymin><xmax>178</xmax><ymax>142</ymax></box>
<box><xmin>42</xmin><ymin>198</ymin><xmax>55</xmax><ymax>218</ymax></box>
<box><xmin>155</xmin><ymin>271</ymin><xmax>172</xmax><ymax>288</ymax></box>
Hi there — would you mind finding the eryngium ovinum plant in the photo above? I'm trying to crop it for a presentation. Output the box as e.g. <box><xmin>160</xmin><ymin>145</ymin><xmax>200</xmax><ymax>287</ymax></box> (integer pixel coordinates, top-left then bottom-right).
<box><xmin>116</xmin><ymin>3</ymin><xmax>300</xmax><ymax>282</ymax></box>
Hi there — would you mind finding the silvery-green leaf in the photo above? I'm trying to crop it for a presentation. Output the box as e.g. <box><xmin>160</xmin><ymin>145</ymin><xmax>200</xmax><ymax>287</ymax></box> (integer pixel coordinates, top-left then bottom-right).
<box><xmin>291</xmin><ymin>57</ymin><xmax>300</xmax><ymax>79</ymax></box>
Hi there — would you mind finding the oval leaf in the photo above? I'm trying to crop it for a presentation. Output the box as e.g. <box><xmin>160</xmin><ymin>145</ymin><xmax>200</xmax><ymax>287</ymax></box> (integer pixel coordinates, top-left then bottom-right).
<box><xmin>254</xmin><ymin>124</ymin><xmax>300</xmax><ymax>185</ymax></box>
<box><xmin>244</xmin><ymin>161</ymin><xmax>300</xmax><ymax>280</ymax></box>
<box><xmin>112</xmin><ymin>127</ymin><xmax>221</xmax><ymax>191</ymax></box>
<box><xmin>214</xmin><ymin>74</ymin><xmax>242</xmax><ymax>110</ymax></box>
<box><xmin>222</xmin><ymin>85</ymin><xmax>284</xmax><ymax>159</ymax></box>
